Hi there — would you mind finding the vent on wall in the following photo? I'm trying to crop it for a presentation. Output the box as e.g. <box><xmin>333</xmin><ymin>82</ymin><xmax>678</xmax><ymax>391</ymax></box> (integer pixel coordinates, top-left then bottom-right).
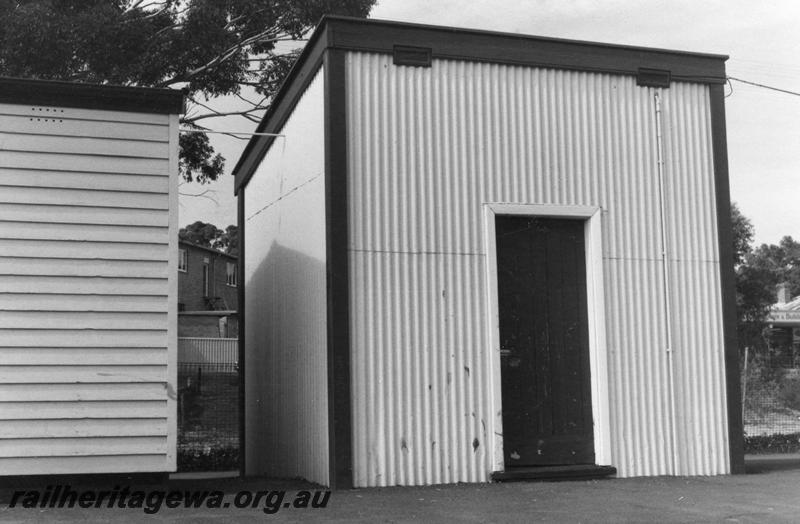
<box><xmin>637</xmin><ymin>68</ymin><xmax>671</xmax><ymax>88</ymax></box>
<box><xmin>393</xmin><ymin>45</ymin><xmax>432</xmax><ymax>67</ymax></box>
<box><xmin>29</xmin><ymin>106</ymin><xmax>65</xmax><ymax>123</ymax></box>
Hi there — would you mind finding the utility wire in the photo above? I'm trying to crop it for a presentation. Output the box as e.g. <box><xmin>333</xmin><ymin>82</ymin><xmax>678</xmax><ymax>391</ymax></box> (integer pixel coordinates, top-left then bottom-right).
<box><xmin>728</xmin><ymin>76</ymin><xmax>800</xmax><ymax>97</ymax></box>
<box><xmin>725</xmin><ymin>78</ymin><xmax>734</xmax><ymax>98</ymax></box>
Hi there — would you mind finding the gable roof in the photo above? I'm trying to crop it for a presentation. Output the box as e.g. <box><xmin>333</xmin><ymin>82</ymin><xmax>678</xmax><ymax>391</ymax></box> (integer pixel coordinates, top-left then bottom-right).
<box><xmin>773</xmin><ymin>295</ymin><xmax>800</xmax><ymax>312</ymax></box>
<box><xmin>769</xmin><ymin>295</ymin><xmax>800</xmax><ymax>326</ymax></box>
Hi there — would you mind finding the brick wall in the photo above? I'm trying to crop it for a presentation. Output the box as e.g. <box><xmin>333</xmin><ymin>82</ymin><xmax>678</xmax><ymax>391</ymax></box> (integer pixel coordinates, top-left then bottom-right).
<box><xmin>178</xmin><ymin>242</ymin><xmax>238</xmax><ymax>312</ymax></box>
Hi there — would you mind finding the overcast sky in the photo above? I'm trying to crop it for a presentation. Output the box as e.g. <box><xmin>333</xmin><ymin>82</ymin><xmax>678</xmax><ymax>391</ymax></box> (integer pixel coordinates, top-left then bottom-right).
<box><xmin>181</xmin><ymin>0</ymin><xmax>799</xmax><ymax>247</ymax></box>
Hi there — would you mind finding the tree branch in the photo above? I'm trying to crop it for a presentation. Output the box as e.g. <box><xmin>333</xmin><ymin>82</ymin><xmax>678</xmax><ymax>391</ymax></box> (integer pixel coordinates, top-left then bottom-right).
<box><xmin>159</xmin><ymin>24</ymin><xmax>289</xmax><ymax>87</ymax></box>
<box><xmin>123</xmin><ymin>0</ymin><xmax>147</xmax><ymax>13</ymax></box>
<box><xmin>182</xmin><ymin>108</ymin><xmax>264</xmax><ymax>124</ymax></box>
<box><xmin>244</xmin><ymin>49</ymin><xmax>304</xmax><ymax>62</ymax></box>
<box><xmin>124</xmin><ymin>0</ymin><xmax>169</xmax><ymax>14</ymax></box>
<box><xmin>178</xmin><ymin>188</ymin><xmax>219</xmax><ymax>205</ymax></box>
<box><xmin>233</xmin><ymin>92</ymin><xmax>270</xmax><ymax>107</ymax></box>
<box><xmin>122</xmin><ymin>5</ymin><xmax>170</xmax><ymax>23</ymax></box>
<box><xmin>222</xmin><ymin>8</ymin><xmax>272</xmax><ymax>31</ymax></box>
<box><xmin>182</xmin><ymin>122</ymin><xmax>251</xmax><ymax>141</ymax></box>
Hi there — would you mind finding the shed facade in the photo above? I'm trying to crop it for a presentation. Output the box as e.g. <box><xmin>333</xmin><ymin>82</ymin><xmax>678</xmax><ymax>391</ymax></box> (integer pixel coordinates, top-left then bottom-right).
<box><xmin>234</xmin><ymin>17</ymin><xmax>742</xmax><ymax>488</ymax></box>
<box><xmin>0</xmin><ymin>78</ymin><xmax>183</xmax><ymax>475</ymax></box>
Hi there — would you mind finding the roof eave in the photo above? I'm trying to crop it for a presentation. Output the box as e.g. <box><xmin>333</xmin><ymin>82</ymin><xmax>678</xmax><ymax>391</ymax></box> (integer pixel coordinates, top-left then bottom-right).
<box><xmin>232</xmin><ymin>15</ymin><xmax>729</xmax><ymax>194</ymax></box>
<box><xmin>0</xmin><ymin>76</ymin><xmax>185</xmax><ymax>114</ymax></box>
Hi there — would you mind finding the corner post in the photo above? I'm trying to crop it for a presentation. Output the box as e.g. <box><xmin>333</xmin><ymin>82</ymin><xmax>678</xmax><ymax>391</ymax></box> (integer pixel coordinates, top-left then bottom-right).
<box><xmin>324</xmin><ymin>47</ymin><xmax>353</xmax><ymax>489</ymax></box>
<box><xmin>237</xmin><ymin>188</ymin><xmax>247</xmax><ymax>477</ymax></box>
<box><xmin>709</xmin><ymin>83</ymin><xmax>745</xmax><ymax>474</ymax></box>
<box><xmin>166</xmin><ymin>114</ymin><xmax>180</xmax><ymax>472</ymax></box>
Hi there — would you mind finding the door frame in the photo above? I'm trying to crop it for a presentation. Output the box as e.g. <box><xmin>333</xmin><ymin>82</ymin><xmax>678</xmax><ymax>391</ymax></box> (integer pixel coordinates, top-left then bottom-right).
<box><xmin>483</xmin><ymin>203</ymin><xmax>611</xmax><ymax>472</ymax></box>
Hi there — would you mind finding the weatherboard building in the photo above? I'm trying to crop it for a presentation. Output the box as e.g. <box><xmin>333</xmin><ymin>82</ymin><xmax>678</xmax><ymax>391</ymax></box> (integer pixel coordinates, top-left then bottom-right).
<box><xmin>0</xmin><ymin>77</ymin><xmax>182</xmax><ymax>477</ymax></box>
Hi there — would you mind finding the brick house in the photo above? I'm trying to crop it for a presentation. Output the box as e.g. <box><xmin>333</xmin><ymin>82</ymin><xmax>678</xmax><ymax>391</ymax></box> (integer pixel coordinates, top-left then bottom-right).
<box><xmin>178</xmin><ymin>241</ymin><xmax>238</xmax><ymax>337</ymax></box>
<box><xmin>766</xmin><ymin>283</ymin><xmax>800</xmax><ymax>364</ymax></box>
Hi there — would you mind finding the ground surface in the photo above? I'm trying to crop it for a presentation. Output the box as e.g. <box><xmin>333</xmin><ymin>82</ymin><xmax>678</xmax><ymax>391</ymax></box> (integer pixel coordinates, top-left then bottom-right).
<box><xmin>2</xmin><ymin>457</ymin><xmax>800</xmax><ymax>522</ymax></box>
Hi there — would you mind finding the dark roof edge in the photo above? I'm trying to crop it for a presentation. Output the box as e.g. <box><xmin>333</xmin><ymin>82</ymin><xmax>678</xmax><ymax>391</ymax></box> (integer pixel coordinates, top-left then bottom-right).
<box><xmin>328</xmin><ymin>15</ymin><xmax>729</xmax><ymax>61</ymax></box>
<box><xmin>233</xmin><ymin>15</ymin><xmax>729</xmax><ymax>193</ymax></box>
<box><xmin>232</xmin><ymin>23</ymin><xmax>330</xmax><ymax>193</ymax></box>
<box><xmin>326</xmin><ymin>16</ymin><xmax>728</xmax><ymax>82</ymax></box>
<box><xmin>180</xmin><ymin>240</ymin><xmax>238</xmax><ymax>259</ymax></box>
<box><xmin>0</xmin><ymin>77</ymin><xmax>184</xmax><ymax>115</ymax></box>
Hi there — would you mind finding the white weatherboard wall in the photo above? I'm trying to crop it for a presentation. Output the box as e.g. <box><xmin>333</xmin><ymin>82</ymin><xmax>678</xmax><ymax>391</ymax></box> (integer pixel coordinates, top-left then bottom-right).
<box><xmin>346</xmin><ymin>52</ymin><xmax>728</xmax><ymax>486</ymax></box>
<box><xmin>244</xmin><ymin>68</ymin><xmax>329</xmax><ymax>485</ymax></box>
<box><xmin>0</xmin><ymin>103</ymin><xmax>178</xmax><ymax>474</ymax></box>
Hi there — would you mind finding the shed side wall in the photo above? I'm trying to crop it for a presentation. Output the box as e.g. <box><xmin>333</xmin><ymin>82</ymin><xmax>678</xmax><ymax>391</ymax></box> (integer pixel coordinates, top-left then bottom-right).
<box><xmin>243</xmin><ymin>68</ymin><xmax>329</xmax><ymax>485</ymax></box>
<box><xmin>345</xmin><ymin>52</ymin><xmax>728</xmax><ymax>486</ymax></box>
<box><xmin>0</xmin><ymin>103</ymin><xmax>177</xmax><ymax>475</ymax></box>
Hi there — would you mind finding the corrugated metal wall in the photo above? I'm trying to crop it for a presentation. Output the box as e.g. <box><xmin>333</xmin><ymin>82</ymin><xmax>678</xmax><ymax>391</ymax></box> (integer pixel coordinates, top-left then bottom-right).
<box><xmin>0</xmin><ymin>103</ymin><xmax>178</xmax><ymax>475</ymax></box>
<box><xmin>661</xmin><ymin>88</ymin><xmax>729</xmax><ymax>475</ymax></box>
<box><xmin>243</xmin><ymin>68</ymin><xmax>330</xmax><ymax>485</ymax></box>
<box><xmin>345</xmin><ymin>52</ymin><xmax>728</xmax><ymax>486</ymax></box>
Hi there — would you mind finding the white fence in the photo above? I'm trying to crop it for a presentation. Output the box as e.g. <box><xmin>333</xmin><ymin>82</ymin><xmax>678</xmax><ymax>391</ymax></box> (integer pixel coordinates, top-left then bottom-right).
<box><xmin>178</xmin><ymin>337</ymin><xmax>238</xmax><ymax>365</ymax></box>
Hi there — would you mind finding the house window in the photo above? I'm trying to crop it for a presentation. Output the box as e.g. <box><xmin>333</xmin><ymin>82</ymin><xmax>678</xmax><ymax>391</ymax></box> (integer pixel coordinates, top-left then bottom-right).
<box><xmin>178</xmin><ymin>249</ymin><xmax>187</xmax><ymax>272</ymax></box>
<box><xmin>226</xmin><ymin>261</ymin><xmax>237</xmax><ymax>287</ymax></box>
<box><xmin>202</xmin><ymin>263</ymin><xmax>209</xmax><ymax>297</ymax></box>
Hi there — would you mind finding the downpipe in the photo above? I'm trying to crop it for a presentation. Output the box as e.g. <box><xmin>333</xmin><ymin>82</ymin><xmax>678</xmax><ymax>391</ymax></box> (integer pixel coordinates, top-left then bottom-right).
<box><xmin>654</xmin><ymin>91</ymin><xmax>679</xmax><ymax>476</ymax></box>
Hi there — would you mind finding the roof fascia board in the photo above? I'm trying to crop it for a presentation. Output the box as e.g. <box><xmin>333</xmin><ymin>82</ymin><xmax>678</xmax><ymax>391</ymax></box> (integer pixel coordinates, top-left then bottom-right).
<box><xmin>233</xmin><ymin>16</ymin><xmax>729</xmax><ymax>192</ymax></box>
<box><xmin>232</xmin><ymin>25</ymin><xmax>330</xmax><ymax>193</ymax></box>
<box><xmin>0</xmin><ymin>77</ymin><xmax>184</xmax><ymax>114</ymax></box>
<box><xmin>326</xmin><ymin>17</ymin><xmax>727</xmax><ymax>83</ymax></box>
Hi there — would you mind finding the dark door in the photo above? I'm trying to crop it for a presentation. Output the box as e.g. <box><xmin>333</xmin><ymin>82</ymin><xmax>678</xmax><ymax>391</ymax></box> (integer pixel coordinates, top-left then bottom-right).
<box><xmin>496</xmin><ymin>215</ymin><xmax>594</xmax><ymax>467</ymax></box>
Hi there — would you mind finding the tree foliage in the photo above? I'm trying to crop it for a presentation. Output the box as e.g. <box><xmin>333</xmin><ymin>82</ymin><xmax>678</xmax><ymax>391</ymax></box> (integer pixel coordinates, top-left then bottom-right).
<box><xmin>179</xmin><ymin>220</ymin><xmax>237</xmax><ymax>255</ymax></box>
<box><xmin>744</xmin><ymin>237</ymin><xmax>800</xmax><ymax>357</ymax></box>
<box><xmin>733</xmin><ymin>203</ymin><xmax>800</xmax><ymax>354</ymax></box>
<box><xmin>749</xmin><ymin>237</ymin><xmax>800</xmax><ymax>298</ymax></box>
<box><xmin>0</xmin><ymin>0</ymin><xmax>375</xmax><ymax>183</ymax></box>
<box><xmin>220</xmin><ymin>224</ymin><xmax>239</xmax><ymax>257</ymax></box>
<box><xmin>731</xmin><ymin>202</ymin><xmax>754</xmax><ymax>267</ymax></box>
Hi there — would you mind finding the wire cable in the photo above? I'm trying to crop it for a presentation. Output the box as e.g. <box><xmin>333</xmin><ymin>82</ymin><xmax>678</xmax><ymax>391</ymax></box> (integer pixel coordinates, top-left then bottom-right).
<box><xmin>728</xmin><ymin>76</ymin><xmax>800</xmax><ymax>97</ymax></box>
<box><xmin>725</xmin><ymin>77</ymin><xmax>733</xmax><ymax>98</ymax></box>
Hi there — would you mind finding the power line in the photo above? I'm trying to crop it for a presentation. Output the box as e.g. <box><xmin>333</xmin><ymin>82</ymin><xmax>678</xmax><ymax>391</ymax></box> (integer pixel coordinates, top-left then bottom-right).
<box><xmin>728</xmin><ymin>76</ymin><xmax>800</xmax><ymax>97</ymax></box>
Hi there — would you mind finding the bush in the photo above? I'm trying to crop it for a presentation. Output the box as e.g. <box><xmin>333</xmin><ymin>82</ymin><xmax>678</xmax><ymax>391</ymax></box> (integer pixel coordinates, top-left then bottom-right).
<box><xmin>744</xmin><ymin>432</ymin><xmax>800</xmax><ymax>454</ymax></box>
<box><xmin>178</xmin><ymin>445</ymin><xmax>239</xmax><ymax>472</ymax></box>
<box><xmin>779</xmin><ymin>376</ymin><xmax>800</xmax><ymax>411</ymax></box>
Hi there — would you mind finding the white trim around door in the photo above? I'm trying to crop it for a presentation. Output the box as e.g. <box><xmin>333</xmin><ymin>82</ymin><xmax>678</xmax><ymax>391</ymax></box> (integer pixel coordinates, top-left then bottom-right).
<box><xmin>482</xmin><ymin>203</ymin><xmax>611</xmax><ymax>474</ymax></box>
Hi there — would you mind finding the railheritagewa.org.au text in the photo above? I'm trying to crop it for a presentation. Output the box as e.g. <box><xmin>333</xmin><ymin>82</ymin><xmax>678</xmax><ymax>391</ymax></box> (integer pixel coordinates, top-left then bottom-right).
<box><xmin>7</xmin><ymin>485</ymin><xmax>330</xmax><ymax>514</ymax></box>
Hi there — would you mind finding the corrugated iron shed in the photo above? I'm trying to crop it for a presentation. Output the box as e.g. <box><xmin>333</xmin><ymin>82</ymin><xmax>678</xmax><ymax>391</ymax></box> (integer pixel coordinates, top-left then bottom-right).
<box><xmin>235</xmin><ymin>16</ymin><xmax>740</xmax><ymax>489</ymax></box>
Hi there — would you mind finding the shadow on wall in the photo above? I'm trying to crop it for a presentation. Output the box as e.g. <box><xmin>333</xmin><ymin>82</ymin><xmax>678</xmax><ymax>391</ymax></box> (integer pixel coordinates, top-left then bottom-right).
<box><xmin>245</xmin><ymin>240</ymin><xmax>328</xmax><ymax>479</ymax></box>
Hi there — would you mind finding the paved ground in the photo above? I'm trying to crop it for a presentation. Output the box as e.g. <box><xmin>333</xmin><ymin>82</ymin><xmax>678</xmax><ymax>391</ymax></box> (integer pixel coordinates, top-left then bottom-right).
<box><xmin>2</xmin><ymin>457</ymin><xmax>800</xmax><ymax>522</ymax></box>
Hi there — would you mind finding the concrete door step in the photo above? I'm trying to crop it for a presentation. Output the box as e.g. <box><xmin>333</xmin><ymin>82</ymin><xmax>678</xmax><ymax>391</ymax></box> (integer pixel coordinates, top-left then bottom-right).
<box><xmin>492</xmin><ymin>464</ymin><xmax>616</xmax><ymax>482</ymax></box>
